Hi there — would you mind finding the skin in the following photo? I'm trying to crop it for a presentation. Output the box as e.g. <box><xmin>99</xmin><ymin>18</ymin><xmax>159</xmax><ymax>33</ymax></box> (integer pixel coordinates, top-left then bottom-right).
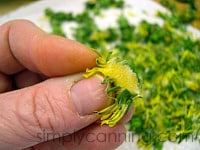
<box><xmin>0</xmin><ymin>20</ymin><xmax>132</xmax><ymax>150</ymax></box>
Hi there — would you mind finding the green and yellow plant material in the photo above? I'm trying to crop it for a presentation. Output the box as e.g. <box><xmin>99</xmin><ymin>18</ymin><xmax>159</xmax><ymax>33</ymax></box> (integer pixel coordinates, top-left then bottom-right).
<box><xmin>83</xmin><ymin>53</ymin><xmax>140</xmax><ymax>127</ymax></box>
<box><xmin>45</xmin><ymin>0</ymin><xmax>200</xmax><ymax>149</ymax></box>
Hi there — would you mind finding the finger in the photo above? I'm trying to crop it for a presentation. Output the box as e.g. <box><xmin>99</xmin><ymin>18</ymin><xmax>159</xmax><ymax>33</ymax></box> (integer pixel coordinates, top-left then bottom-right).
<box><xmin>14</xmin><ymin>70</ymin><xmax>44</xmax><ymax>88</ymax></box>
<box><xmin>0</xmin><ymin>75</ymin><xmax>107</xmax><ymax>149</ymax></box>
<box><xmin>0</xmin><ymin>20</ymin><xmax>98</xmax><ymax>76</ymax></box>
<box><xmin>29</xmin><ymin>124</ymin><xmax>125</xmax><ymax>150</ymax></box>
<box><xmin>0</xmin><ymin>72</ymin><xmax>12</xmax><ymax>93</ymax></box>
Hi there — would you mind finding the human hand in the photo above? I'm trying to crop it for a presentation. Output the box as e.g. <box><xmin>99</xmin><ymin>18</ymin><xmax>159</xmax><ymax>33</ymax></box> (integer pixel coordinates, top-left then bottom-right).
<box><xmin>0</xmin><ymin>20</ymin><xmax>131</xmax><ymax>150</ymax></box>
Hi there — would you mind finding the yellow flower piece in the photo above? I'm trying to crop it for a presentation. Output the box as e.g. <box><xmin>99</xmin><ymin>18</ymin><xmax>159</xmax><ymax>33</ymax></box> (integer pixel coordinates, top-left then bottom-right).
<box><xmin>83</xmin><ymin>53</ymin><xmax>140</xmax><ymax>127</ymax></box>
<box><xmin>84</xmin><ymin>55</ymin><xmax>139</xmax><ymax>94</ymax></box>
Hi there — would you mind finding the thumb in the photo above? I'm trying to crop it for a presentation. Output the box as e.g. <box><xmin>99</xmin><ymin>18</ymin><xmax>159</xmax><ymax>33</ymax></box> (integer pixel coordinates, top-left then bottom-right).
<box><xmin>0</xmin><ymin>74</ymin><xmax>107</xmax><ymax>150</ymax></box>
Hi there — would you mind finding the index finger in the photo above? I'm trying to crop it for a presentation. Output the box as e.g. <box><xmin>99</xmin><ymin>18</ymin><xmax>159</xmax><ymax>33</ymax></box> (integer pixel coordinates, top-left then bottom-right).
<box><xmin>0</xmin><ymin>20</ymin><xmax>98</xmax><ymax>76</ymax></box>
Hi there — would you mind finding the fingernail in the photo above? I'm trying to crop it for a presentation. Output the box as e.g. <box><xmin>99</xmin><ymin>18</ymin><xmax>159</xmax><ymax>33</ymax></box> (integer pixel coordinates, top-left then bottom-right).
<box><xmin>71</xmin><ymin>76</ymin><xmax>107</xmax><ymax>115</ymax></box>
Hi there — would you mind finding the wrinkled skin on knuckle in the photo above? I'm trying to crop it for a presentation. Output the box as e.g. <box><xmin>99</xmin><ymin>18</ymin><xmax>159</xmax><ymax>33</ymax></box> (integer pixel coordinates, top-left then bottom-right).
<box><xmin>13</xmin><ymin>85</ymin><xmax>48</xmax><ymax>144</ymax></box>
<box><xmin>15</xmin><ymin>83</ymin><xmax>76</xmax><ymax>139</ymax></box>
<box><xmin>30</xmin><ymin>83</ymin><xmax>76</xmax><ymax>133</ymax></box>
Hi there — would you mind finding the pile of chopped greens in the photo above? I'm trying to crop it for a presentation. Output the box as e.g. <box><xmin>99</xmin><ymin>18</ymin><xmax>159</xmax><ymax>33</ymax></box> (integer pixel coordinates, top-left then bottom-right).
<box><xmin>44</xmin><ymin>0</ymin><xmax>200</xmax><ymax>149</ymax></box>
<box><xmin>157</xmin><ymin>0</ymin><xmax>200</xmax><ymax>29</ymax></box>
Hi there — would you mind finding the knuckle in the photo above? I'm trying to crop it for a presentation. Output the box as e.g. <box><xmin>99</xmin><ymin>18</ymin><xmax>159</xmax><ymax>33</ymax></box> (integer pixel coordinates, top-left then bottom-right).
<box><xmin>31</xmin><ymin>84</ymin><xmax>65</xmax><ymax>132</ymax></box>
<box><xmin>16</xmin><ymin>84</ymin><xmax>69</xmax><ymax>135</ymax></box>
